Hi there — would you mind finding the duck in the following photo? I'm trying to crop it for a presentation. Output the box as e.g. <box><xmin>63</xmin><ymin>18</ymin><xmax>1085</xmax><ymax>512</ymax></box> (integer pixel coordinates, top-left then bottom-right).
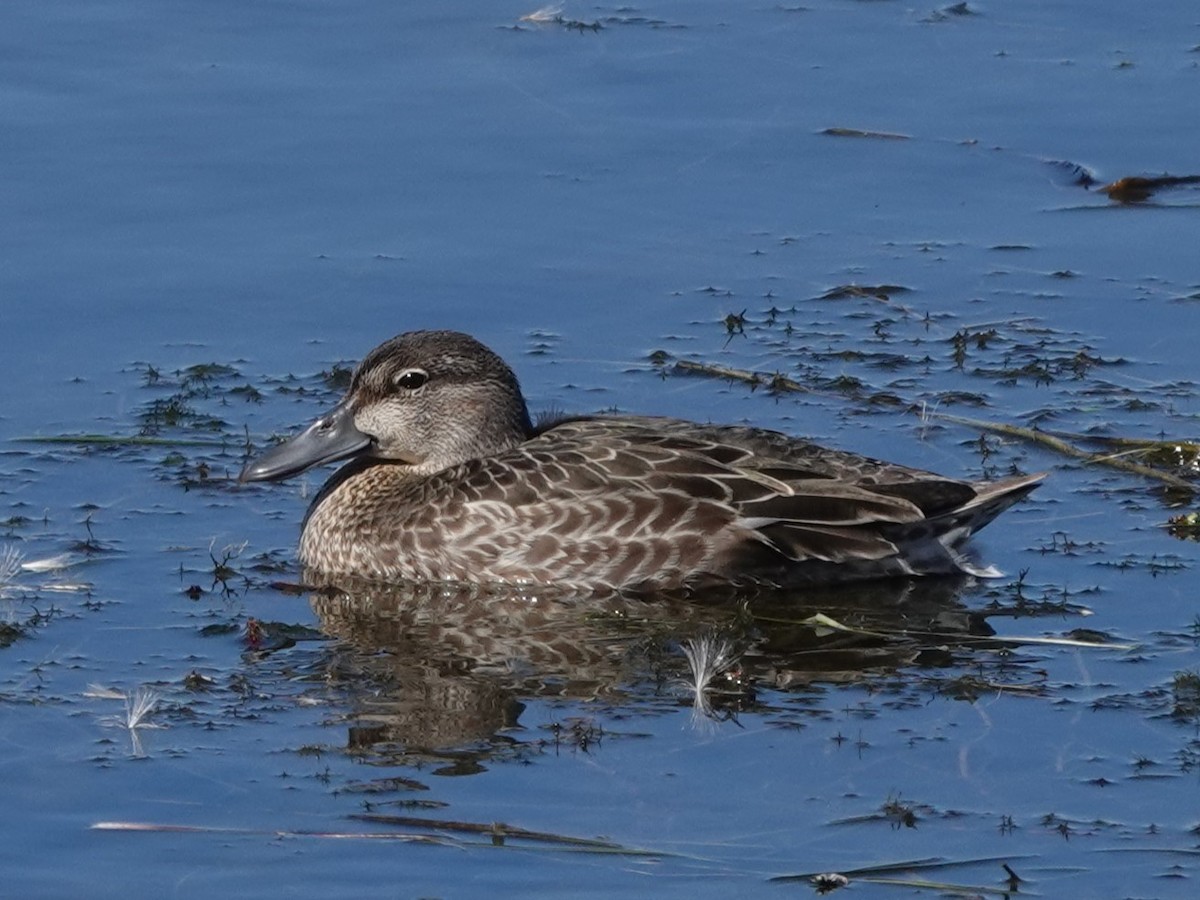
<box><xmin>238</xmin><ymin>330</ymin><xmax>1043</xmax><ymax>593</ymax></box>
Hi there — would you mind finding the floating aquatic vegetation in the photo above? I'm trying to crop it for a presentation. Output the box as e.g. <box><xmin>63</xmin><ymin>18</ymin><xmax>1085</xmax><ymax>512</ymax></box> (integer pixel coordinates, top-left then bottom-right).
<box><xmin>1094</xmin><ymin>552</ymin><xmax>1187</xmax><ymax>575</ymax></box>
<box><xmin>1170</xmin><ymin>670</ymin><xmax>1200</xmax><ymax>723</ymax></box>
<box><xmin>92</xmin><ymin>814</ymin><xmax>661</xmax><ymax>854</ymax></box>
<box><xmin>673</xmin><ymin>358</ymin><xmax>807</xmax><ymax>395</ymax></box>
<box><xmin>0</xmin><ymin>545</ymin><xmax>22</xmax><ymax>595</ymax></box>
<box><xmin>90</xmin><ymin>684</ymin><xmax>165</xmax><ymax>758</ymax></box>
<box><xmin>679</xmin><ymin>631</ymin><xmax>743</xmax><ymax>727</ymax></box>
<box><xmin>1136</xmin><ymin>441</ymin><xmax>1200</xmax><ymax>475</ymax></box>
<box><xmin>227</xmin><ymin>383</ymin><xmax>263</xmax><ymax>403</ymax></box>
<box><xmin>923</xmin><ymin>1</ymin><xmax>979</xmax><ymax>22</ymax></box>
<box><xmin>721</xmin><ymin>308</ymin><xmax>746</xmax><ymax>337</ymax></box>
<box><xmin>934</xmin><ymin>414</ymin><xmax>1197</xmax><ymax>493</ymax></box>
<box><xmin>132</xmin><ymin>361</ymin><xmax>271</xmax><ymax>436</ymax></box>
<box><xmin>17</xmin><ymin>360</ymin><xmax>350</xmax><ymax>495</ymax></box>
<box><xmin>821</xmin><ymin>127</ymin><xmax>910</xmax><ymax>141</ymax></box>
<box><xmin>820</xmin><ymin>284</ymin><xmax>912</xmax><ymax>303</ymax></box>
<box><xmin>775</xmin><ymin>856</ymin><xmax>1028</xmax><ymax>894</ymax></box>
<box><xmin>19</xmin><ymin>552</ymin><xmax>83</xmax><ymax>575</ymax></box>
<box><xmin>241</xmin><ymin>618</ymin><xmax>326</xmax><ymax>653</ymax></box>
<box><xmin>0</xmin><ymin>552</ymin><xmax>64</xmax><ymax>647</ymax></box>
<box><xmin>545</xmin><ymin>716</ymin><xmax>606</xmax><ymax>754</ymax></box>
<box><xmin>519</xmin><ymin>4</ymin><xmax>563</xmax><ymax>23</ymax></box>
<box><xmin>139</xmin><ymin>396</ymin><xmax>227</xmax><ymax>433</ymax></box>
<box><xmin>336</xmin><ymin>775</ymin><xmax>430</xmax><ymax>796</ymax></box>
<box><xmin>517</xmin><ymin>4</ymin><xmax>602</xmax><ymax>31</ymax></box>
<box><xmin>320</xmin><ymin>363</ymin><xmax>353</xmax><ymax>391</ymax></box>
<box><xmin>1167</xmin><ymin>511</ymin><xmax>1200</xmax><ymax>541</ymax></box>
<box><xmin>515</xmin><ymin>5</ymin><xmax>677</xmax><ymax>30</ymax></box>
<box><xmin>1100</xmin><ymin>174</ymin><xmax>1200</xmax><ymax>204</ymax></box>
<box><xmin>661</xmin><ymin>302</ymin><xmax>1197</xmax><ymax>495</ymax></box>
<box><xmin>207</xmin><ymin>538</ymin><xmax>247</xmax><ymax>586</ymax></box>
<box><xmin>0</xmin><ymin>544</ymin><xmax>91</xmax><ymax>646</ymax></box>
<box><xmin>1044</xmin><ymin>158</ymin><xmax>1098</xmax><ymax>189</ymax></box>
<box><xmin>348</xmin><ymin>812</ymin><xmax>653</xmax><ymax>853</ymax></box>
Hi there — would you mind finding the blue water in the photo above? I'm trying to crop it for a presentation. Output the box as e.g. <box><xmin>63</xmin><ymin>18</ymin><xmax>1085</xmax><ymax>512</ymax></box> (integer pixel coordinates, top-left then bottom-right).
<box><xmin>3</xmin><ymin>1</ymin><xmax>1200</xmax><ymax>896</ymax></box>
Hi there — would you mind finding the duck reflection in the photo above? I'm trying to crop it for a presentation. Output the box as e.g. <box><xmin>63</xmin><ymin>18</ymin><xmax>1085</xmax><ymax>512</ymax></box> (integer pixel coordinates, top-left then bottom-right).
<box><xmin>302</xmin><ymin>574</ymin><xmax>997</xmax><ymax>760</ymax></box>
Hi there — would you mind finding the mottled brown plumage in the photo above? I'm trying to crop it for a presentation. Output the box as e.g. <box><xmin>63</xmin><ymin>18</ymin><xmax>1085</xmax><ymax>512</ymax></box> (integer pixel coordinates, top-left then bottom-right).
<box><xmin>240</xmin><ymin>330</ymin><xmax>1043</xmax><ymax>593</ymax></box>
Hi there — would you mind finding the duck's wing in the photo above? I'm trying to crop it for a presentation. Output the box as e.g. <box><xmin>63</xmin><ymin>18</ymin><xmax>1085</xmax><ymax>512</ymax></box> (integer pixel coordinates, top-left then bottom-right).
<box><xmin>512</xmin><ymin>417</ymin><xmax>1043</xmax><ymax>584</ymax></box>
<box><xmin>420</xmin><ymin>417</ymin><xmax>1029</xmax><ymax>588</ymax></box>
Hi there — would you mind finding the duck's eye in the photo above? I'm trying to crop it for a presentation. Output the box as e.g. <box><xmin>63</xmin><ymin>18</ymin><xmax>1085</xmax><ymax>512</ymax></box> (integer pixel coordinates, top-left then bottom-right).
<box><xmin>394</xmin><ymin>368</ymin><xmax>428</xmax><ymax>391</ymax></box>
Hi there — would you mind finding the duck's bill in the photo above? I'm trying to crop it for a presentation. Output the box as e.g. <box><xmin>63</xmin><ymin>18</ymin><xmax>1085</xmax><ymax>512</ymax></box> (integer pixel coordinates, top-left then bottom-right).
<box><xmin>239</xmin><ymin>401</ymin><xmax>371</xmax><ymax>482</ymax></box>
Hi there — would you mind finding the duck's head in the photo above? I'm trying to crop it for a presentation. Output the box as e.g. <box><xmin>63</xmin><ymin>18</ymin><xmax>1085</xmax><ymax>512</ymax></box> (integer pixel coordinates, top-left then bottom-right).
<box><xmin>239</xmin><ymin>330</ymin><xmax>534</xmax><ymax>483</ymax></box>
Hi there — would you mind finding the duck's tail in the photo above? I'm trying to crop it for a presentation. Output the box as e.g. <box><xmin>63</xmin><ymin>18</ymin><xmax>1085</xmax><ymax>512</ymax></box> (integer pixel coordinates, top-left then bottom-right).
<box><xmin>924</xmin><ymin>472</ymin><xmax>1046</xmax><ymax>577</ymax></box>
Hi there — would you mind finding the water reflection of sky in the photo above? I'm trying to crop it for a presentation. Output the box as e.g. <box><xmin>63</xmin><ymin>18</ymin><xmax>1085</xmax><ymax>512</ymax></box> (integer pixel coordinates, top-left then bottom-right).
<box><xmin>2</xmin><ymin>2</ymin><xmax>1199</xmax><ymax>897</ymax></box>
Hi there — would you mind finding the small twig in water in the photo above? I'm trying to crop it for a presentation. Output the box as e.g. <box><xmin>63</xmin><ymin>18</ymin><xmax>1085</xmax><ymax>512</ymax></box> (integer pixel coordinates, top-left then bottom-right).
<box><xmin>930</xmin><ymin>412</ymin><xmax>1195</xmax><ymax>491</ymax></box>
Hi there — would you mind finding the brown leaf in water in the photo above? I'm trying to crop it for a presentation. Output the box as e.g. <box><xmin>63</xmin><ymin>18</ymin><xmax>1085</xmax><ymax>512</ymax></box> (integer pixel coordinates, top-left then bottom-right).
<box><xmin>1100</xmin><ymin>174</ymin><xmax>1200</xmax><ymax>203</ymax></box>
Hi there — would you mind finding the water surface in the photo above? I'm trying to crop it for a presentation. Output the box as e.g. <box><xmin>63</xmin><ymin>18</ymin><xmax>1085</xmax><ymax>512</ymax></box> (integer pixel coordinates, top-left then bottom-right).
<box><xmin>3</xmin><ymin>1</ymin><xmax>1199</xmax><ymax>897</ymax></box>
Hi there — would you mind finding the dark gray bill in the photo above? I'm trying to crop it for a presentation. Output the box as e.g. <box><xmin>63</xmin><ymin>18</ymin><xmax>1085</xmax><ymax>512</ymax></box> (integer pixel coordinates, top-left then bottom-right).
<box><xmin>238</xmin><ymin>400</ymin><xmax>371</xmax><ymax>482</ymax></box>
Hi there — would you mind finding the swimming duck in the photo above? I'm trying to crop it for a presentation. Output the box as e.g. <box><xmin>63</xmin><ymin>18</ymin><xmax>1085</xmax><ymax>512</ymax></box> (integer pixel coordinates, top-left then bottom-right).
<box><xmin>239</xmin><ymin>330</ymin><xmax>1043</xmax><ymax>592</ymax></box>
